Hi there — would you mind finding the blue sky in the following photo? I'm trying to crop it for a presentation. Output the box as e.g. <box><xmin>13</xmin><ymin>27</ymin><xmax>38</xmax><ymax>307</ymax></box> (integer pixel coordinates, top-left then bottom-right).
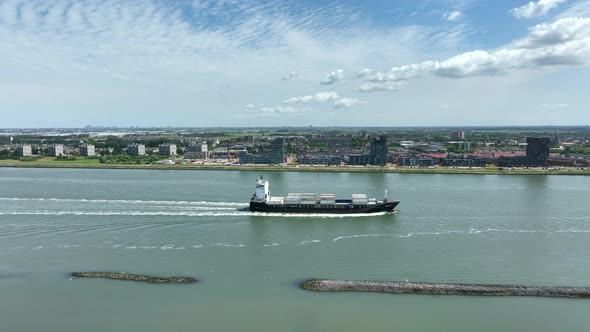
<box><xmin>0</xmin><ymin>0</ymin><xmax>589</xmax><ymax>127</ymax></box>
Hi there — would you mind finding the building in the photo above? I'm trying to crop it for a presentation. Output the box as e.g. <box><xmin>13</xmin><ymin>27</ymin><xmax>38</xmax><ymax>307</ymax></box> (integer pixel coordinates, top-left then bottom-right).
<box><xmin>498</xmin><ymin>137</ymin><xmax>551</xmax><ymax>167</ymax></box>
<box><xmin>79</xmin><ymin>144</ymin><xmax>95</xmax><ymax>156</ymax></box>
<box><xmin>448</xmin><ymin>141</ymin><xmax>473</xmax><ymax>150</ymax></box>
<box><xmin>369</xmin><ymin>136</ymin><xmax>388</xmax><ymax>166</ymax></box>
<box><xmin>48</xmin><ymin>144</ymin><xmax>64</xmax><ymax>157</ymax></box>
<box><xmin>127</xmin><ymin>144</ymin><xmax>146</xmax><ymax>156</ymax></box>
<box><xmin>347</xmin><ymin>154</ymin><xmax>372</xmax><ymax>166</ymax></box>
<box><xmin>400</xmin><ymin>156</ymin><xmax>437</xmax><ymax>167</ymax></box>
<box><xmin>16</xmin><ymin>145</ymin><xmax>32</xmax><ymax>157</ymax></box>
<box><xmin>159</xmin><ymin>144</ymin><xmax>177</xmax><ymax>156</ymax></box>
<box><xmin>185</xmin><ymin>143</ymin><xmax>208</xmax><ymax>158</ymax></box>
<box><xmin>452</xmin><ymin>130</ymin><xmax>465</xmax><ymax>140</ymax></box>
<box><xmin>443</xmin><ymin>157</ymin><xmax>485</xmax><ymax>167</ymax></box>
<box><xmin>239</xmin><ymin>137</ymin><xmax>285</xmax><ymax>164</ymax></box>
<box><xmin>525</xmin><ymin>137</ymin><xmax>551</xmax><ymax>166</ymax></box>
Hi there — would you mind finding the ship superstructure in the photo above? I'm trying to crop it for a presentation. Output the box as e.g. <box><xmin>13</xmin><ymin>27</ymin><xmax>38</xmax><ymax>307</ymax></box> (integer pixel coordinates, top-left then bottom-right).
<box><xmin>249</xmin><ymin>176</ymin><xmax>399</xmax><ymax>214</ymax></box>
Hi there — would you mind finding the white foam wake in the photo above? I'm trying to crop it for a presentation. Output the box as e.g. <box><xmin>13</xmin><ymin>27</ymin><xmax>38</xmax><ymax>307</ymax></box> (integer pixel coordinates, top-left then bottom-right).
<box><xmin>0</xmin><ymin>197</ymin><xmax>248</xmax><ymax>207</ymax></box>
<box><xmin>0</xmin><ymin>210</ymin><xmax>391</xmax><ymax>218</ymax></box>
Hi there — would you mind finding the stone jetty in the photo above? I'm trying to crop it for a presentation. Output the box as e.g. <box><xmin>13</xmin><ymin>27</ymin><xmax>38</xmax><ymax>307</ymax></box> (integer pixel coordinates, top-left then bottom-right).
<box><xmin>301</xmin><ymin>280</ymin><xmax>590</xmax><ymax>298</ymax></box>
<box><xmin>71</xmin><ymin>272</ymin><xmax>197</xmax><ymax>284</ymax></box>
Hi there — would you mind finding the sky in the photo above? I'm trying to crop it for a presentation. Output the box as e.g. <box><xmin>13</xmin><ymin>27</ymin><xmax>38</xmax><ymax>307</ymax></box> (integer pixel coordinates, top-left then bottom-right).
<box><xmin>0</xmin><ymin>0</ymin><xmax>589</xmax><ymax>128</ymax></box>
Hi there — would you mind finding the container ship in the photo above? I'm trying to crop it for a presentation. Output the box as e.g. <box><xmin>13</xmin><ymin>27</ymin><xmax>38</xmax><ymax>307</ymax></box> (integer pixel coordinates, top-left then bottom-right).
<box><xmin>249</xmin><ymin>176</ymin><xmax>399</xmax><ymax>214</ymax></box>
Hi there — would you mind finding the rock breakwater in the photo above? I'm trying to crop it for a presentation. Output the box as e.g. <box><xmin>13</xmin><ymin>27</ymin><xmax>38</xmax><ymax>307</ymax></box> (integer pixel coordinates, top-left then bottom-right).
<box><xmin>71</xmin><ymin>272</ymin><xmax>197</xmax><ymax>284</ymax></box>
<box><xmin>301</xmin><ymin>280</ymin><xmax>590</xmax><ymax>298</ymax></box>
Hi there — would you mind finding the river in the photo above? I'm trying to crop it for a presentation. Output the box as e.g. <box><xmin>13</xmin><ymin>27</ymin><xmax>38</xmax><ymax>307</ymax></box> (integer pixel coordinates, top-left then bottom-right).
<box><xmin>1</xmin><ymin>168</ymin><xmax>589</xmax><ymax>331</ymax></box>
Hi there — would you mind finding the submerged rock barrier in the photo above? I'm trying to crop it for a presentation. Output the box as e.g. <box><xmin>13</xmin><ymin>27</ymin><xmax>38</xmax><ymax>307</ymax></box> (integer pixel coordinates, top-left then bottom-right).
<box><xmin>301</xmin><ymin>280</ymin><xmax>590</xmax><ymax>298</ymax></box>
<box><xmin>71</xmin><ymin>272</ymin><xmax>197</xmax><ymax>284</ymax></box>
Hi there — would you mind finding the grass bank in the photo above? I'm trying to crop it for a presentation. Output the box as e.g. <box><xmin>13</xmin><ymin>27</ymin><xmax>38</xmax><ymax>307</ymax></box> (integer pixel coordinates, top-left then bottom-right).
<box><xmin>0</xmin><ymin>158</ymin><xmax>588</xmax><ymax>175</ymax></box>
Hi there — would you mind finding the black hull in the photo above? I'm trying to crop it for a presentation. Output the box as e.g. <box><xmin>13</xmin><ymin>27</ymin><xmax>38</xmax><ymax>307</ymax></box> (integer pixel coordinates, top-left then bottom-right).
<box><xmin>249</xmin><ymin>201</ymin><xmax>399</xmax><ymax>214</ymax></box>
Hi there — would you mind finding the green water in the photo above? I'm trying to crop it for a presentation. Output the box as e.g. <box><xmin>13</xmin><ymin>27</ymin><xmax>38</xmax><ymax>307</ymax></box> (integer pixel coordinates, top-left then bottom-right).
<box><xmin>1</xmin><ymin>168</ymin><xmax>589</xmax><ymax>331</ymax></box>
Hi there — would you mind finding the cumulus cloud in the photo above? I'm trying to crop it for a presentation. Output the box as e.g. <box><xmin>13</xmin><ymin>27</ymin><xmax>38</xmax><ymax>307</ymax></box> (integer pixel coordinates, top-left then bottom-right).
<box><xmin>510</xmin><ymin>0</ymin><xmax>566</xmax><ymax>19</ymax></box>
<box><xmin>445</xmin><ymin>11</ymin><xmax>464</xmax><ymax>21</ymax></box>
<box><xmin>283</xmin><ymin>91</ymin><xmax>340</xmax><ymax>104</ymax></box>
<box><xmin>357</xmin><ymin>17</ymin><xmax>590</xmax><ymax>91</ymax></box>
<box><xmin>281</xmin><ymin>69</ymin><xmax>298</xmax><ymax>80</ymax></box>
<box><xmin>320</xmin><ymin>69</ymin><xmax>344</xmax><ymax>84</ymax></box>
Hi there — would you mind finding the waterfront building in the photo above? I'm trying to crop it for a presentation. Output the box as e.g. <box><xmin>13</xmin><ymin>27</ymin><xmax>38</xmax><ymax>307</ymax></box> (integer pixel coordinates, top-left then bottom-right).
<box><xmin>369</xmin><ymin>136</ymin><xmax>387</xmax><ymax>166</ymax></box>
<box><xmin>48</xmin><ymin>144</ymin><xmax>64</xmax><ymax>157</ymax></box>
<box><xmin>159</xmin><ymin>144</ymin><xmax>177</xmax><ymax>156</ymax></box>
<box><xmin>185</xmin><ymin>143</ymin><xmax>208</xmax><ymax>159</ymax></box>
<box><xmin>498</xmin><ymin>137</ymin><xmax>551</xmax><ymax>167</ymax></box>
<box><xmin>347</xmin><ymin>154</ymin><xmax>371</xmax><ymax>166</ymax></box>
<box><xmin>79</xmin><ymin>144</ymin><xmax>95</xmax><ymax>156</ymax></box>
<box><xmin>239</xmin><ymin>137</ymin><xmax>285</xmax><ymax>164</ymax></box>
<box><xmin>16</xmin><ymin>145</ymin><xmax>32</xmax><ymax>157</ymax></box>
<box><xmin>443</xmin><ymin>157</ymin><xmax>486</xmax><ymax>167</ymax></box>
<box><xmin>127</xmin><ymin>144</ymin><xmax>146</xmax><ymax>156</ymax></box>
<box><xmin>526</xmin><ymin>137</ymin><xmax>551</xmax><ymax>166</ymax></box>
<box><xmin>400</xmin><ymin>156</ymin><xmax>437</xmax><ymax>167</ymax></box>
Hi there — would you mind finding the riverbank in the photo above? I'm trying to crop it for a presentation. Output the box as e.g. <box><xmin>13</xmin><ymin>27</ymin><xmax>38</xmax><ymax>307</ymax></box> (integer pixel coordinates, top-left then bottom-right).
<box><xmin>302</xmin><ymin>280</ymin><xmax>590</xmax><ymax>298</ymax></box>
<box><xmin>0</xmin><ymin>158</ymin><xmax>588</xmax><ymax>175</ymax></box>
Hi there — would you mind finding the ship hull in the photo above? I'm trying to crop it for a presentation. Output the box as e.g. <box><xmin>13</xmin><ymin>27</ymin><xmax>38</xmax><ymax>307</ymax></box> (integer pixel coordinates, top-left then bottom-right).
<box><xmin>249</xmin><ymin>201</ymin><xmax>399</xmax><ymax>214</ymax></box>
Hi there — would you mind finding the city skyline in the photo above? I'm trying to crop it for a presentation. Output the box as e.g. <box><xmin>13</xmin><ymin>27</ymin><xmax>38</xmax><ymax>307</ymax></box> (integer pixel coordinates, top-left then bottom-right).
<box><xmin>1</xmin><ymin>0</ymin><xmax>589</xmax><ymax>127</ymax></box>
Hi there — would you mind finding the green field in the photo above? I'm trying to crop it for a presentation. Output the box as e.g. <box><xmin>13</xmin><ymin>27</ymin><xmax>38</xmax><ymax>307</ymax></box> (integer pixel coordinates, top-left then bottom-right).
<box><xmin>0</xmin><ymin>158</ymin><xmax>589</xmax><ymax>175</ymax></box>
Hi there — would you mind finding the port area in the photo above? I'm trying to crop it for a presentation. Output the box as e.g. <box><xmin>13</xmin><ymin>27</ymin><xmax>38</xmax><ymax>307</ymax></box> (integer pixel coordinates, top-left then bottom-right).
<box><xmin>301</xmin><ymin>280</ymin><xmax>590</xmax><ymax>298</ymax></box>
<box><xmin>0</xmin><ymin>159</ymin><xmax>589</xmax><ymax>176</ymax></box>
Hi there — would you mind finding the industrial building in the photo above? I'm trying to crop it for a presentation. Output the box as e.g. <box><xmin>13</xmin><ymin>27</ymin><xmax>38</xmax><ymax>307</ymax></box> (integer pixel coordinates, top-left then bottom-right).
<box><xmin>16</xmin><ymin>145</ymin><xmax>32</xmax><ymax>157</ymax></box>
<box><xmin>127</xmin><ymin>144</ymin><xmax>146</xmax><ymax>156</ymax></box>
<box><xmin>48</xmin><ymin>144</ymin><xmax>64</xmax><ymax>157</ymax></box>
<box><xmin>159</xmin><ymin>144</ymin><xmax>177</xmax><ymax>156</ymax></box>
<box><xmin>79</xmin><ymin>144</ymin><xmax>95</xmax><ymax>156</ymax></box>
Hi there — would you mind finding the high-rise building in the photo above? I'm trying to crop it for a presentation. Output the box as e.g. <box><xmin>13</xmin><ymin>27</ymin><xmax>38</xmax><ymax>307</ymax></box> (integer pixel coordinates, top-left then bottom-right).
<box><xmin>159</xmin><ymin>144</ymin><xmax>177</xmax><ymax>156</ymax></box>
<box><xmin>127</xmin><ymin>144</ymin><xmax>146</xmax><ymax>156</ymax></box>
<box><xmin>369</xmin><ymin>136</ymin><xmax>388</xmax><ymax>166</ymax></box>
<box><xmin>452</xmin><ymin>130</ymin><xmax>465</xmax><ymax>140</ymax></box>
<box><xmin>525</xmin><ymin>137</ymin><xmax>550</xmax><ymax>166</ymax></box>
<box><xmin>239</xmin><ymin>137</ymin><xmax>285</xmax><ymax>164</ymax></box>
<box><xmin>16</xmin><ymin>145</ymin><xmax>32</xmax><ymax>157</ymax></box>
<box><xmin>48</xmin><ymin>144</ymin><xmax>64</xmax><ymax>157</ymax></box>
<box><xmin>79</xmin><ymin>144</ymin><xmax>95</xmax><ymax>156</ymax></box>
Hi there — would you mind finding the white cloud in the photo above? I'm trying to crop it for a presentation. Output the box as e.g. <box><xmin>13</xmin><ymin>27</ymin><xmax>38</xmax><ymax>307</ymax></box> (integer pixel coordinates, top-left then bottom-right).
<box><xmin>282</xmin><ymin>69</ymin><xmax>298</xmax><ymax>80</ymax></box>
<box><xmin>359</xmin><ymin>82</ymin><xmax>406</xmax><ymax>92</ymax></box>
<box><xmin>245</xmin><ymin>104</ymin><xmax>255</xmax><ymax>109</ymax></box>
<box><xmin>257</xmin><ymin>105</ymin><xmax>301</xmax><ymax>114</ymax></box>
<box><xmin>510</xmin><ymin>0</ymin><xmax>566</xmax><ymax>19</ymax></box>
<box><xmin>445</xmin><ymin>11</ymin><xmax>464</xmax><ymax>21</ymax></box>
<box><xmin>283</xmin><ymin>91</ymin><xmax>340</xmax><ymax>104</ymax></box>
<box><xmin>320</xmin><ymin>69</ymin><xmax>344</xmax><ymax>84</ymax></box>
<box><xmin>333</xmin><ymin>98</ymin><xmax>367</xmax><ymax>108</ymax></box>
<box><xmin>356</xmin><ymin>68</ymin><xmax>373</xmax><ymax>78</ymax></box>
<box><xmin>540</xmin><ymin>103</ymin><xmax>569</xmax><ymax>108</ymax></box>
<box><xmin>357</xmin><ymin>17</ymin><xmax>590</xmax><ymax>89</ymax></box>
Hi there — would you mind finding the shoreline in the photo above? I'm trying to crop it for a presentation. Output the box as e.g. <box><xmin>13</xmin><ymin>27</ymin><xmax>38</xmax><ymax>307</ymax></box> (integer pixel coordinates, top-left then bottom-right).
<box><xmin>0</xmin><ymin>161</ymin><xmax>589</xmax><ymax>175</ymax></box>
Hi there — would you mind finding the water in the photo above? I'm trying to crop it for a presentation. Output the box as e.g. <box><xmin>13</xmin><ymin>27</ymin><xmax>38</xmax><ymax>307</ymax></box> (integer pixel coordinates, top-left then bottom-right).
<box><xmin>1</xmin><ymin>168</ymin><xmax>589</xmax><ymax>331</ymax></box>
